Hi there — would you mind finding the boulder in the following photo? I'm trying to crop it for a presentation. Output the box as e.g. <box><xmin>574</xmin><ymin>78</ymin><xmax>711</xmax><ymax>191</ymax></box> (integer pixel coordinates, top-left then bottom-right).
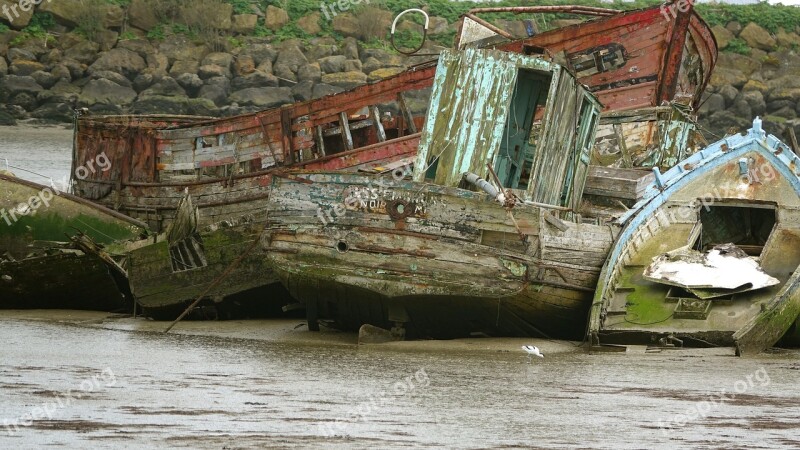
<box><xmin>776</xmin><ymin>28</ymin><xmax>800</xmax><ymax>48</ymax></box>
<box><xmin>711</xmin><ymin>25</ymin><xmax>734</xmax><ymax>50</ymax></box>
<box><xmin>95</xmin><ymin>30</ymin><xmax>120</xmax><ymax>52</ymax></box>
<box><xmin>62</xmin><ymin>58</ymin><xmax>87</xmax><ymax>79</ymax></box>
<box><xmin>0</xmin><ymin>0</ymin><xmax>33</xmax><ymax>28</ymax></box>
<box><xmin>198</xmin><ymin>64</ymin><xmax>230</xmax><ymax>80</ymax></box>
<box><xmin>158</xmin><ymin>39</ymin><xmax>209</xmax><ymax>65</ymax></box>
<box><xmin>7</xmin><ymin>48</ymin><xmax>36</xmax><ymax>62</ymax></box>
<box><xmin>146</xmin><ymin>53</ymin><xmax>169</xmax><ymax>76</ymax></box>
<box><xmin>10</xmin><ymin>92</ymin><xmax>37</xmax><ymax>111</ymax></box>
<box><xmin>79</xmin><ymin>78</ymin><xmax>137</xmax><ymax>106</ymax></box>
<box><xmin>41</xmin><ymin>49</ymin><xmax>63</xmax><ymax>66</ymax></box>
<box><xmin>291</xmin><ymin>80</ymin><xmax>314</xmax><ymax>102</ymax></box>
<box><xmin>275</xmin><ymin>43</ymin><xmax>308</xmax><ymax>72</ymax></box>
<box><xmin>297</xmin><ymin>63</ymin><xmax>321</xmax><ymax>83</ymax></box>
<box><xmin>265</xmin><ymin>6</ymin><xmax>289</xmax><ymax>31</ymax></box>
<box><xmin>231</xmin><ymin>71</ymin><xmax>279</xmax><ymax>90</ymax></box>
<box><xmin>0</xmin><ymin>57</ymin><xmax>7</xmax><ymax>75</ymax></box>
<box><xmin>232</xmin><ymin>14</ymin><xmax>258</xmax><ymax>34</ymax></box>
<box><xmin>31</xmin><ymin>103</ymin><xmax>74</xmax><ymax>122</ymax></box>
<box><xmin>229</xmin><ymin>87</ymin><xmax>293</xmax><ymax>108</ymax></box>
<box><xmin>342</xmin><ymin>38</ymin><xmax>359</xmax><ymax>60</ymax></box>
<box><xmin>717</xmin><ymin>53</ymin><xmax>761</xmax><ymax>77</ymax></box>
<box><xmin>312</xmin><ymin>83</ymin><xmax>343</xmax><ymax>99</ymax></box>
<box><xmin>90</xmin><ymin>70</ymin><xmax>133</xmax><ymax>88</ymax></box>
<box><xmin>272</xmin><ymin>63</ymin><xmax>296</xmax><ymax>86</ymax></box>
<box><xmin>234</xmin><ymin>55</ymin><xmax>256</xmax><ymax>77</ymax></box>
<box><xmin>9</xmin><ymin>60</ymin><xmax>44</xmax><ymax>76</ymax></box>
<box><xmin>43</xmin><ymin>79</ymin><xmax>81</xmax><ymax>104</ymax></box>
<box><xmin>344</xmin><ymin>59</ymin><xmax>362</xmax><ymax>72</ymax></box>
<box><xmin>117</xmin><ymin>39</ymin><xmax>155</xmax><ymax>59</ymax></box>
<box><xmin>726</xmin><ymin>21</ymin><xmax>742</xmax><ymax>36</ymax></box>
<box><xmin>30</xmin><ymin>70</ymin><xmax>57</xmax><ymax>89</ymax></box>
<box><xmin>367</xmin><ymin>67</ymin><xmax>404</xmax><ymax>82</ymax></box>
<box><xmin>128</xmin><ymin>0</ymin><xmax>159</xmax><ymax>31</ymax></box>
<box><xmin>718</xmin><ymin>85</ymin><xmax>739</xmax><ymax>108</ymax></box>
<box><xmin>248</xmin><ymin>44</ymin><xmax>277</xmax><ymax>66</ymax></box>
<box><xmin>133</xmin><ymin>73</ymin><xmax>154</xmax><ymax>92</ymax></box>
<box><xmin>362</xmin><ymin>57</ymin><xmax>382</xmax><ymax>74</ymax></box>
<box><xmin>89</xmin><ymin>48</ymin><xmax>147</xmax><ymax>80</ymax></box>
<box><xmin>743</xmin><ymin>79</ymin><xmax>768</xmax><ymax>94</ymax></box>
<box><xmin>0</xmin><ymin>75</ymin><xmax>42</xmax><ymax>102</ymax></box>
<box><xmin>332</xmin><ymin>14</ymin><xmax>359</xmax><ymax>38</ymax></box>
<box><xmin>176</xmin><ymin>73</ymin><xmax>203</xmax><ymax>94</ymax></box>
<box><xmin>169</xmin><ymin>59</ymin><xmax>199</xmax><ymax>77</ymax></box>
<box><xmin>139</xmin><ymin>77</ymin><xmax>186</xmax><ymax>98</ymax></box>
<box><xmin>429</xmin><ymin>17</ymin><xmax>449</xmax><ymax>35</ymax></box>
<box><xmin>133</xmin><ymin>95</ymin><xmax>191</xmax><ymax>115</ymax></box>
<box><xmin>698</xmin><ymin>93</ymin><xmax>725</xmax><ymax>117</ymax></box>
<box><xmin>257</xmin><ymin>60</ymin><xmax>273</xmax><ymax>75</ymax></box>
<box><xmin>0</xmin><ymin>108</ymin><xmax>17</xmax><ymax>125</ymax></box>
<box><xmin>740</xmin><ymin>90</ymin><xmax>766</xmax><ymax>116</ymax></box>
<box><xmin>729</xmin><ymin>98</ymin><xmax>752</xmax><ymax>119</ymax></box>
<box><xmin>202</xmin><ymin>52</ymin><xmax>234</xmax><ymax>69</ymax></box>
<box><xmin>297</xmin><ymin>13</ymin><xmax>321</xmax><ymax>35</ymax></box>
<box><xmin>319</xmin><ymin>55</ymin><xmax>346</xmax><ymax>74</ymax></box>
<box><xmin>198</xmin><ymin>84</ymin><xmax>229</xmax><ymax>106</ymax></box>
<box><xmin>771</xmin><ymin>106</ymin><xmax>797</xmax><ymax>120</ymax></box>
<box><xmin>769</xmin><ymin>87</ymin><xmax>800</xmax><ymax>103</ymax></box>
<box><xmin>739</xmin><ymin>23</ymin><xmax>776</xmax><ymax>51</ymax></box>
<box><xmin>40</xmin><ymin>0</ymin><xmax>123</xmax><ymax>28</ymax></box>
<box><xmin>321</xmin><ymin>71</ymin><xmax>367</xmax><ymax>89</ymax></box>
<box><xmin>709</xmin><ymin>68</ymin><xmax>748</xmax><ymax>90</ymax></box>
<box><xmin>708</xmin><ymin>110</ymin><xmax>750</xmax><ymax>132</ymax></box>
<box><xmin>64</xmin><ymin>41</ymin><xmax>100</xmax><ymax>65</ymax></box>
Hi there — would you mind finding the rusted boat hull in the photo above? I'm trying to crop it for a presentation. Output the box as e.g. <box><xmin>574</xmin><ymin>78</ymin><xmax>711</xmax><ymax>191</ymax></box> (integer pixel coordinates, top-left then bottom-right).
<box><xmin>0</xmin><ymin>173</ymin><xmax>147</xmax><ymax>310</ymax></box>
<box><xmin>588</xmin><ymin>120</ymin><xmax>800</xmax><ymax>355</ymax></box>
<box><xmin>265</xmin><ymin>172</ymin><xmax>615</xmax><ymax>339</ymax></box>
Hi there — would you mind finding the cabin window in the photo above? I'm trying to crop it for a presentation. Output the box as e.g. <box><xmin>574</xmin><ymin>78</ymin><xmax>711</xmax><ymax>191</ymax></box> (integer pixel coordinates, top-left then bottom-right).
<box><xmin>496</xmin><ymin>69</ymin><xmax>550</xmax><ymax>190</ymax></box>
<box><xmin>567</xmin><ymin>43</ymin><xmax>627</xmax><ymax>77</ymax></box>
<box><xmin>696</xmin><ymin>205</ymin><xmax>776</xmax><ymax>257</ymax></box>
<box><xmin>169</xmin><ymin>233</ymin><xmax>209</xmax><ymax>272</ymax></box>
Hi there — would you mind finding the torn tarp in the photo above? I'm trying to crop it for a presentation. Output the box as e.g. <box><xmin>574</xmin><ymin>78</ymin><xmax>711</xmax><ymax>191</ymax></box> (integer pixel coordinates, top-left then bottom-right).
<box><xmin>643</xmin><ymin>243</ymin><xmax>780</xmax><ymax>299</ymax></box>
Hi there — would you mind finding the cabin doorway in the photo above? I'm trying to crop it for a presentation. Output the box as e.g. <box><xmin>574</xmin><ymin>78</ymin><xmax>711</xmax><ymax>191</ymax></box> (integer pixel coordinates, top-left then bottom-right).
<box><xmin>696</xmin><ymin>205</ymin><xmax>776</xmax><ymax>257</ymax></box>
<box><xmin>496</xmin><ymin>69</ymin><xmax>549</xmax><ymax>190</ymax></box>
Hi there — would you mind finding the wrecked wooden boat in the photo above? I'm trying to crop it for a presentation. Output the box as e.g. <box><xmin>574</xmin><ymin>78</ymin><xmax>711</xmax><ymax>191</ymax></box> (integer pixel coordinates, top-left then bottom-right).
<box><xmin>71</xmin><ymin>2</ymin><xmax>716</xmax><ymax>318</ymax></box>
<box><xmin>264</xmin><ymin>48</ymin><xmax>644</xmax><ymax>339</ymax></box>
<box><xmin>469</xmin><ymin>2</ymin><xmax>717</xmax><ymax>169</ymax></box>
<box><xmin>0</xmin><ymin>172</ymin><xmax>147</xmax><ymax>310</ymax></box>
<box><xmin>588</xmin><ymin>118</ymin><xmax>800</xmax><ymax>355</ymax></box>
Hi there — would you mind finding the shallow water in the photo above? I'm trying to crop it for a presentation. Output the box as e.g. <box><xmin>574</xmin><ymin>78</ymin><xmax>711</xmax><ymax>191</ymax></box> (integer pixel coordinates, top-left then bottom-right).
<box><xmin>0</xmin><ymin>125</ymin><xmax>73</xmax><ymax>185</ymax></box>
<box><xmin>1</xmin><ymin>127</ymin><xmax>799</xmax><ymax>449</ymax></box>
<box><xmin>0</xmin><ymin>317</ymin><xmax>798</xmax><ymax>449</ymax></box>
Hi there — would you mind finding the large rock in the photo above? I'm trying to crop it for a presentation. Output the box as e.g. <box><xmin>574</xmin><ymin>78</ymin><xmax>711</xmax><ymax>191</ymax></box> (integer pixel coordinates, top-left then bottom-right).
<box><xmin>0</xmin><ymin>0</ymin><xmax>33</xmax><ymax>28</ymax></box>
<box><xmin>333</xmin><ymin>14</ymin><xmax>360</xmax><ymax>38</ymax></box>
<box><xmin>231</xmin><ymin>71</ymin><xmax>279</xmax><ymax>90</ymax></box>
<box><xmin>739</xmin><ymin>23</ymin><xmax>776</xmax><ymax>51</ymax></box>
<box><xmin>319</xmin><ymin>55</ymin><xmax>346</xmax><ymax>74</ymax></box>
<box><xmin>368</xmin><ymin>67</ymin><xmax>404</xmax><ymax>82</ymax></box>
<box><xmin>202</xmin><ymin>52</ymin><xmax>234</xmax><ymax>70</ymax></box>
<box><xmin>64</xmin><ymin>41</ymin><xmax>100</xmax><ymax>65</ymax></box>
<box><xmin>7</xmin><ymin>48</ymin><xmax>36</xmax><ymax>62</ymax></box>
<box><xmin>247</xmin><ymin>44</ymin><xmax>277</xmax><ymax>66</ymax></box>
<box><xmin>9</xmin><ymin>60</ymin><xmax>44</xmax><ymax>76</ymax></box>
<box><xmin>89</xmin><ymin>48</ymin><xmax>147</xmax><ymax>80</ymax></box>
<box><xmin>265</xmin><ymin>6</ymin><xmax>289</xmax><ymax>31</ymax></box>
<box><xmin>312</xmin><ymin>83</ymin><xmax>344</xmax><ymax>99</ymax></box>
<box><xmin>297</xmin><ymin>63</ymin><xmax>321</xmax><ymax>83</ymax></box>
<box><xmin>718</xmin><ymin>85</ymin><xmax>739</xmax><ymax>108</ymax></box>
<box><xmin>175</xmin><ymin>73</ymin><xmax>203</xmax><ymax>94</ymax></box>
<box><xmin>91</xmin><ymin>70</ymin><xmax>133</xmax><ymax>88</ymax></box>
<box><xmin>709</xmin><ymin>68</ymin><xmax>748</xmax><ymax>90</ymax></box>
<box><xmin>711</xmin><ymin>25</ymin><xmax>734</xmax><ymax>50</ymax></box>
<box><xmin>158</xmin><ymin>39</ymin><xmax>209</xmax><ymax>65</ymax></box>
<box><xmin>776</xmin><ymin>28</ymin><xmax>800</xmax><ymax>48</ymax></box>
<box><xmin>429</xmin><ymin>16</ymin><xmax>449</xmax><ymax>35</ymax></box>
<box><xmin>198</xmin><ymin>64</ymin><xmax>231</xmax><ymax>80</ymax></box>
<box><xmin>232</xmin><ymin>14</ymin><xmax>258</xmax><ymax>34</ymax></box>
<box><xmin>717</xmin><ymin>53</ymin><xmax>761</xmax><ymax>77</ymax></box>
<box><xmin>229</xmin><ymin>87</ymin><xmax>292</xmax><ymax>108</ymax></box>
<box><xmin>128</xmin><ymin>0</ymin><xmax>159</xmax><ymax>30</ymax></box>
<box><xmin>769</xmin><ymin>87</ymin><xmax>800</xmax><ymax>103</ymax></box>
<box><xmin>321</xmin><ymin>71</ymin><xmax>367</xmax><ymax>90</ymax></box>
<box><xmin>291</xmin><ymin>80</ymin><xmax>314</xmax><ymax>102</ymax></box>
<box><xmin>169</xmin><ymin>59</ymin><xmax>199</xmax><ymax>77</ymax></box>
<box><xmin>0</xmin><ymin>58</ymin><xmax>7</xmax><ymax>75</ymax></box>
<box><xmin>275</xmin><ymin>43</ymin><xmax>308</xmax><ymax>73</ymax></box>
<box><xmin>139</xmin><ymin>77</ymin><xmax>186</xmax><ymax>98</ymax></box>
<box><xmin>234</xmin><ymin>55</ymin><xmax>255</xmax><ymax>77</ymax></box>
<box><xmin>30</xmin><ymin>70</ymin><xmax>56</xmax><ymax>89</ymax></box>
<box><xmin>40</xmin><ymin>0</ymin><xmax>123</xmax><ymax>28</ymax></box>
<box><xmin>0</xmin><ymin>75</ymin><xmax>42</xmax><ymax>103</ymax></box>
<box><xmin>698</xmin><ymin>93</ymin><xmax>725</xmax><ymax>117</ymax></box>
<box><xmin>198</xmin><ymin>84</ymin><xmax>229</xmax><ymax>106</ymax></box>
<box><xmin>31</xmin><ymin>103</ymin><xmax>74</xmax><ymax>122</ymax></box>
<box><xmin>297</xmin><ymin>13</ymin><xmax>321</xmax><ymax>35</ymax></box>
<box><xmin>80</xmin><ymin>78</ymin><xmax>137</xmax><ymax>106</ymax></box>
<box><xmin>117</xmin><ymin>39</ymin><xmax>155</xmax><ymax>59</ymax></box>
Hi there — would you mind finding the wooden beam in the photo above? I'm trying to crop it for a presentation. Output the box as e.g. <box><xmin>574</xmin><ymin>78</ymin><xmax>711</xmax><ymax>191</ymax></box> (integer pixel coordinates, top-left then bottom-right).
<box><xmin>315</xmin><ymin>125</ymin><xmax>326</xmax><ymax>157</ymax></box>
<box><xmin>397</xmin><ymin>92</ymin><xmax>418</xmax><ymax>134</ymax></box>
<box><xmin>339</xmin><ymin>112</ymin><xmax>354</xmax><ymax>151</ymax></box>
<box><xmin>370</xmin><ymin>106</ymin><xmax>387</xmax><ymax>142</ymax></box>
<box><xmin>613</xmin><ymin>123</ymin><xmax>632</xmax><ymax>168</ymax></box>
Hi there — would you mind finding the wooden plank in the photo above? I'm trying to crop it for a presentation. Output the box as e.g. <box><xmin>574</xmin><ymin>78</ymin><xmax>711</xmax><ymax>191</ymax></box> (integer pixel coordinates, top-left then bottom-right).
<box><xmin>370</xmin><ymin>106</ymin><xmax>387</xmax><ymax>142</ymax></box>
<box><xmin>397</xmin><ymin>92</ymin><xmax>418</xmax><ymax>134</ymax></box>
<box><xmin>339</xmin><ymin>112</ymin><xmax>354</xmax><ymax>151</ymax></box>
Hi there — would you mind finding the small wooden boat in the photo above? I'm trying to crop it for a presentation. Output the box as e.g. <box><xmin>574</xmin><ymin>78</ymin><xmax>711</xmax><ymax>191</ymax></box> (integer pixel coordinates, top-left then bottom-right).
<box><xmin>0</xmin><ymin>172</ymin><xmax>147</xmax><ymax>310</ymax></box>
<box><xmin>264</xmin><ymin>48</ymin><xmax>641</xmax><ymax>338</ymax></box>
<box><xmin>588</xmin><ymin>119</ymin><xmax>800</xmax><ymax>355</ymax></box>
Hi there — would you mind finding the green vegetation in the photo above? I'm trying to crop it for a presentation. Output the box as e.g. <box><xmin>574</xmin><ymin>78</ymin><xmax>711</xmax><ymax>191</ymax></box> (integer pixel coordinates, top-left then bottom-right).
<box><xmin>8</xmin><ymin>12</ymin><xmax>56</xmax><ymax>46</ymax></box>
<box><xmin>725</xmin><ymin>38</ymin><xmax>751</xmax><ymax>55</ymax></box>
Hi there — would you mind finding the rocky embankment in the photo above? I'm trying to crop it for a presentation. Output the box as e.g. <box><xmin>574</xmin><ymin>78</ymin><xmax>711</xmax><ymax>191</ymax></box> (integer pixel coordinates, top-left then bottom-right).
<box><xmin>699</xmin><ymin>21</ymin><xmax>800</xmax><ymax>139</ymax></box>
<box><xmin>0</xmin><ymin>0</ymin><xmax>799</xmax><ymax>141</ymax></box>
<box><xmin>0</xmin><ymin>1</ymin><xmax>444</xmax><ymax>125</ymax></box>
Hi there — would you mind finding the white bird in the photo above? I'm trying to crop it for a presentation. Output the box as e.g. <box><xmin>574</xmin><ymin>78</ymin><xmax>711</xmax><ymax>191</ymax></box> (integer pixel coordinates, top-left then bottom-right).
<box><xmin>522</xmin><ymin>345</ymin><xmax>544</xmax><ymax>362</ymax></box>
